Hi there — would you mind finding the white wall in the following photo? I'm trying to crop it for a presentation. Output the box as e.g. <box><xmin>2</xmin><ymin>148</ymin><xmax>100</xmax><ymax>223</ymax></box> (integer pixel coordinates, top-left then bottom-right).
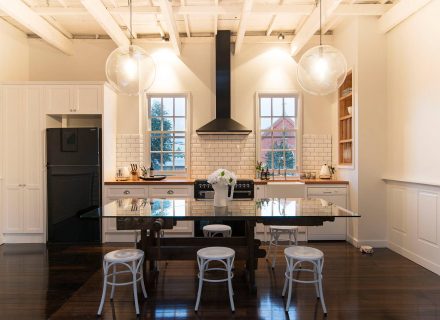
<box><xmin>0</xmin><ymin>19</ymin><xmax>29</xmax><ymax>81</ymax></box>
<box><xmin>384</xmin><ymin>0</ymin><xmax>440</xmax><ymax>275</ymax></box>
<box><xmin>385</xmin><ymin>0</ymin><xmax>440</xmax><ymax>184</ymax></box>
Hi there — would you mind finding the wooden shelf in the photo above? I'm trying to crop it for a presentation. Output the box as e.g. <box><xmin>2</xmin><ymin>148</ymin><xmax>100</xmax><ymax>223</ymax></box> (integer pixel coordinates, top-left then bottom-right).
<box><xmin>338</xmin><ymin>71</ymin><xmax>354</xmax><ymax>166</ymax></box>
<box><xmin>339</xmin><ymin>93</ymin><xmax>352</xmax><ymax>101</ymax></box>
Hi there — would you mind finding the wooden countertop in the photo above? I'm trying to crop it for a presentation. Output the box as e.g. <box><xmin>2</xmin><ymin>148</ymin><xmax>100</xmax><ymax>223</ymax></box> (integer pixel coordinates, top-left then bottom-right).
<box><xmin>105</xmin><ymin>178</ymin><xmax>195</xmax><ymax>185</ymax></box>
<box><xmin>254</xmin><ymin>179</ymin><xmax>349</xmax><ymax>185</ymax></box>
<box><xmin>105</xmin><ymin>178</ymin><xmax>348</xmax><ymax>186</ymax></box>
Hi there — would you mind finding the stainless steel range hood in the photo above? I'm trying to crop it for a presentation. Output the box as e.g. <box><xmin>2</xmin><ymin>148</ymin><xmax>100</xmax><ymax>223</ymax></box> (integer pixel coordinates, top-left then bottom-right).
<box><xmin>196</xmin><ymin>30</ymin><xmax>251</xmax><ymax>135</ymax></box>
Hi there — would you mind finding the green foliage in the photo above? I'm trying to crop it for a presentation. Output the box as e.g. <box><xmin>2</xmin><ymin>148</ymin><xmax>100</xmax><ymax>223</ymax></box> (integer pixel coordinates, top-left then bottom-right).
<box><xmin>265</xmin><ymin>141</ymin><xmax>296</xmax><ymax>169</ymax></box>
<box><xmin>150</xmin><ymin>101</ymin><xmax>173</xmax><ymax>169</ymax></box>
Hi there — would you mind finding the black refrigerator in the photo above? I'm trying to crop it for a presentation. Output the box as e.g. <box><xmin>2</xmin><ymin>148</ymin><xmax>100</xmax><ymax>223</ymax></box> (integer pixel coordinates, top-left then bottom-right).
<box><xmin>47</xmin><ymin>128</ymin><xmax>101</xmax><ymax>243</ymax></box>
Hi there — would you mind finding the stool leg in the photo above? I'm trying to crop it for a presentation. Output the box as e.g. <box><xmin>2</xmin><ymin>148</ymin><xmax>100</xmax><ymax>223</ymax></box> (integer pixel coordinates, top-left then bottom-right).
<box><xmin>317</xmin><ymin>259</ymin><xmax>327</xmax><ymax>315</ymax></box>
<box><xmin>139</xmin><ymin>258</ymin><xmax>148</xmax><ymax>299</ymax></box>
<box><xmin>195</xmin><ymin>257</ymin><xmax>205</xmax><ymax>311</ymax></box>
<box><xmin>313</xmin><ymin>262</ymin><xmax>319</xmax><ymax>298</ymax></box>
<box><xmin>285</xmin><ymin>257</ymin><xmax>293</xmax><ymax>311</ymax></box>
<box><xmin>227</xmin><ymin>257</ymin><xmax>235</xmax><ymax>312</ymax></box>
<box><xmin>97</xmin><ymin>261</ymin><xmax>108</xmax><ymax>316</ymax></box>
<box><xmin>272</xmin><ymin>232</ymin><xmax>279</xmax><ymax>269</ymax></box>
<box><xmin>294</xmin><ymin>229</ymin><xmax>298</xmax><ymax>246</ymax></box>
<box><xmin>131</xmin><ymin>261</ymin><xmax>140</xmax><ymax>315</ymax></box>
<box><xmin>266</xmin><ymin>230</ymin><xmax>273</xmax><ymax>260</ymax></box>
<box><xmin>282</xmin><ymin>262</ymin><xmax>289</xmax><ymax>297</ymax></box>
<box><xmin>110</xmin><ymin>265</ymin><xmax>116</xmax><ymax>300</ymax></box>
<box><xmin>288</xmin><ymin>231</ymin><xmax>292</xmax><ymax>246</ymax></box>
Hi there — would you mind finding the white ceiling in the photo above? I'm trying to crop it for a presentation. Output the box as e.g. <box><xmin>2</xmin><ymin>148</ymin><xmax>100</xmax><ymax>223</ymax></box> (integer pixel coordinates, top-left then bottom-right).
<box><xmin>0</xmin><ymin>0</ymin><xmax>398</xmax><ymax>39</ymax></box>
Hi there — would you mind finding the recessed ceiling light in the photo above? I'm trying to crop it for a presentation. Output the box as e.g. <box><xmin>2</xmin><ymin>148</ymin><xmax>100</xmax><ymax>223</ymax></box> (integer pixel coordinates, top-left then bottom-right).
<box><xmin>278</xmin><ymin>33</ymin><xmax>285</xmax><ymax>40</ymax></box>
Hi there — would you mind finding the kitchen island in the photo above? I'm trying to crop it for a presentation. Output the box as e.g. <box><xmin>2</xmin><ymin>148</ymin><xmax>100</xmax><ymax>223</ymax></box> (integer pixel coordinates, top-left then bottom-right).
<box><xmin>85</xmin><ymin>197</ymin><xmax>360</xmax><ymax>292</ymax></box>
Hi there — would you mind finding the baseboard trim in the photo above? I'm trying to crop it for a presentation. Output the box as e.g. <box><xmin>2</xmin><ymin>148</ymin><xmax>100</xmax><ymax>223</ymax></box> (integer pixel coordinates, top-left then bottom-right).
<box><xmin>345</xmin><ymin>236</ymin><xmax>387</xmax><ymax>248</ymax></box>
<box><xmin>3</xmin><ymin>233</ymin><xmax>45</xmax><ymax>243</ymax></box>
<box><xmin>388</xmin><ymin>241</ymin><xmax>440</xmax><ymax>276</ymax></box>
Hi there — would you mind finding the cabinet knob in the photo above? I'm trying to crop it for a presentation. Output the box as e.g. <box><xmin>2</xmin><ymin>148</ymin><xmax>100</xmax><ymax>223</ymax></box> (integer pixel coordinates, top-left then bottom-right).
<box><xmin>167</xmin><ymin>190</ymin><xmax>174</xmax><ymax>195</ymax></box>
<box><xmin>123</xmin><ymin>190</ymin><xmax>130</xmax><ymax>195</ymax></box>
<box><xmin>256</xmin><ymin>187</ymin><xmax>260</xmax><ymax>190</ymax></box>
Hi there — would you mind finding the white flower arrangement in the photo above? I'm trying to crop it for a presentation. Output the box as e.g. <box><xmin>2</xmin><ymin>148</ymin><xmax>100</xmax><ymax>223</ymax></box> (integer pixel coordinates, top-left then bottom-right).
<box><xmin>208</xmin><ymin>168</ymin><xmax>237</xmax><ymax>186</ymax></box>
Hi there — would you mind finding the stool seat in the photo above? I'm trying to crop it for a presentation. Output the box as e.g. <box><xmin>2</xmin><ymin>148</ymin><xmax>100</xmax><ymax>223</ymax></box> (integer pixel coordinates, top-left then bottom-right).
<box><xmin>203</xmin><ymin>224</ymin><xmax>232</xmax><ymax>238</ymax></box>
<box><xmin>270</xmin><ymin>225</ymin><xmax>299</xmax><ymax>231</ymax></box>
<box><xmin>197</xmin><ymin>246</ymin><xmax>235</xmax><ymax>260</ymax></box>
<box><xmin>104</xmin><ymin>249</ymin><xmax>144</xmax><ymax>263</ymax></box>
<box><xmin>284</xmin><ymin>246</ymin><xmax>323</xmax><ymax>260</ymax></box>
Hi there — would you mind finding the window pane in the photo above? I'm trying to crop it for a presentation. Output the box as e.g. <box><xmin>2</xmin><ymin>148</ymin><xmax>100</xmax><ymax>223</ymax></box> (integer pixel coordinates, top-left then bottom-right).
<box><xmin>163</xmin><ymin>153</ymin><xmax>173</xmax><ymax>170</ymax></box>
<box><xmin>163</xmin><ymin>98</ymin><xmax>173</xmax><ymax>116</ymax></box>
<box><xmin>175</xmin><ymin>118</ymin><xmax>185</xmax><ymax>131</ymax></box>
<box><xmin>273</xmin><ymin>98</ymin><xmax>283</xmax><ymax>116</ymax></box>
<box><xmin>260</xmin><ymin>151</ymin><xmax>272</xmax><ymax>168</ymax></box>
<box><xmin>285</xmin><ymin>150</ymin><xmax>296</xmax><ymax>169</ymax></box>
<box><xmin>284</xmin><ymin>117</ymin><xmax>296</xmax><ymax>130</ymax></box>
<box><xmin>284</xmin><ymin>131</ymin><xmax>296</xmax><ymax>149</ymax></box>
<box><xmin>272</xmin><ymin>117</ymin><xmax>281</xmax><ymax>128</ymax></box>
<box><xmin>150</xmin><ymin>98</ymin><xmax>162</xmax><ymax>116</ymax></box>
<box><xmin>150</xmin><ymin>133</ymin><xmax>161</xmax><ymax>151</ymax></box>
<box><xmin>272</xmin><ymin>150</ymin><xmax>285</xmax><ymax>169</ymax></box>
<box><xmin>162</xmin><ymin>133</ymin><xmax>173</xmax><ymax>151</ymax></box>
<box><xmin>174</xmin><ymin>153</ymin><xmax>185</xmax><ymax>170</ymax></box>
<box><xmin>175</xmin><ymin>98</ymin><xmax>185</xmax><ymax>116</ymax></box>
<box><xmin>260</xmin><ymin>117</ymin><xmax>272</xmax><ymax>130</ymax></box>
<box><xmin>151</xmin><ymin>117</ymin><xmax>162</xmax><ymax>131</ymax></box>
<box><xmin>284</xmin><ymin>98</ymin><xmax>296</xmax><ymax>116</ymax></box>
<box><xmin>261</xmin><ymin>134</ymin><xmax>272</xmax><ymax>150</ymax></box>
<box><xmin>260</xmin><ymin>98</ymin><xmax>271</xmax><ymax>116</ymax></box>
<box><xmin>151</xmin><ymin>153</ymin><xmax>161</xmax><ymax>170</ymax></box>
<box><xmin>175</xmin><ymin>136</ymin><xmax>185</xmax><ymax>152</ymax></box>
<box><xmin>163</xmin><ymin>117</ymin><xmax>174</xmax><ymax>131</ymax></box>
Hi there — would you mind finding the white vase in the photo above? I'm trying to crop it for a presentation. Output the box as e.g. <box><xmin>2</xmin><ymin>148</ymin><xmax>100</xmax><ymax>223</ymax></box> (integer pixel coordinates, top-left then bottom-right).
<box><xmin>213</xmin><ymin>183</ymin><xmax>233</xmax><ymax>207</ymax></box>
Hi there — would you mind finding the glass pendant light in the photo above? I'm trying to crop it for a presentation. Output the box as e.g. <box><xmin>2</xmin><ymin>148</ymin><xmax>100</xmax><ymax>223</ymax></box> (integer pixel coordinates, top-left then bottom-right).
<box><xmin>105</xmin><ymin>0</ymin><xmax>155</xmax><ymax>96</ymax></box>
<box><xmin>297</xmin><ymin>0</ymin><xmax>347</xmax><ymax>96</ymax></box>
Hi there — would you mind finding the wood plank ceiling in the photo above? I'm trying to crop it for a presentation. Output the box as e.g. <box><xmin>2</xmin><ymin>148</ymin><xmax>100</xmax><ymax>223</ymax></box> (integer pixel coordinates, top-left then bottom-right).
<box><xmin>0</xmin><ymin>0</ymin><xmax>424</xmax><ymax>56</ymax></box>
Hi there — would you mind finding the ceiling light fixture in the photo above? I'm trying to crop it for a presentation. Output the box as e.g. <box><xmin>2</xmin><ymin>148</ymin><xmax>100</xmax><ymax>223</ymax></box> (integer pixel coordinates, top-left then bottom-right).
<box><xmin>277</xmin><ymin>33</ymin><xmax>285</xmax><ymax>40</ymax></box>
<box><xmin>297</xmin><ymin>0</ymin><xmax>347</xmax><ymax>96</ymax></box>
<box><xmin>105</xmin><ymin>0</ymin><xmax>155</xmax><ymax>96</ymax></box>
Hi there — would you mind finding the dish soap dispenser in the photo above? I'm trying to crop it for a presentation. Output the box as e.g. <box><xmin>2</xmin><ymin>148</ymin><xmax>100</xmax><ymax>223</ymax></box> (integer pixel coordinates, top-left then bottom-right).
<box><xmin>149</xmin><ymin>162</ymin><xmax>154</xmax><ymax>177</ymax></box>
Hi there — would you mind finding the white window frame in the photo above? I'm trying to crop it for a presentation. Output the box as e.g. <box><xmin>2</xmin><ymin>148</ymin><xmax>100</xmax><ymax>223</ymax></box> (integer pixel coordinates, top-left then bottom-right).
<box><xmin>255</xmin><ymin>92</ymin><xmax>303</xmax><ymax>176</ymax></box>
<box><xmin>144</xmin><ymin>93</ymin><xmax>191</xmax><ymax>177</ymax></box>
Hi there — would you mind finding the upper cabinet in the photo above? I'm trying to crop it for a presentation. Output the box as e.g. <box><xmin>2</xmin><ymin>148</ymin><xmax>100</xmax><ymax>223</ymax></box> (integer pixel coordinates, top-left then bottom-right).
<box><xmin>338</xmin><ymin>71</ymin><xmax>354</xmax><ymax>166</ymax></box>
<box><xmin>46</xmin><ymin>85</ymin><xmax>103</xmax><ymax>115</ymax></box>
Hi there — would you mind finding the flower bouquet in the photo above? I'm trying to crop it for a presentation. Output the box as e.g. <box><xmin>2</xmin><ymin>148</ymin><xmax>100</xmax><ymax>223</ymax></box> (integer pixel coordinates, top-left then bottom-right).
<box><xmin>208</xmin><ymin>169</ymin><xmax>237</xmax><ymax>207</ymax></box>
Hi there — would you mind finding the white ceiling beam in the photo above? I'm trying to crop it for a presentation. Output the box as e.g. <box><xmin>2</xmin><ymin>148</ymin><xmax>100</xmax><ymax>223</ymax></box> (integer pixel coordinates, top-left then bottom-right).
<box><xmin>108</xmin><ymin>0</ymin><xmax>119</xmax><ymax>7</ymax></box>
<box><xmin>378</xmin><ymin>0</ymin><xmax>433</xmax><ymax>33</ymax></box>
<box><xmin>44</xmin><ymin>16</ymin><xmax>73</xmax><ymax>39</ymax></box>
<box><xmin>80</xmin><ymin>0</ymin><xmax>129</xmax><ymax>47</ymax></box>
<box><xmin>266</xmin><ymin>0</ymin><xmax>284</xmax><ymax>36</ymax></box>
<box><xmin>234</xmin><ymin>0</ymin><xmax>253</xmax><ymax>55</ymax></box>
<box><xmin>21</xmin><ymin>4</ymin><xmax>390</xmax><ymax>16</ymax></box>
<box><xmin>181</xmin><ymin>0</ymin><xmax>191</xmax><ymax>37</ymax></box>
<box><xmin>322</xmin><ymin>16</ymin><xmax>342</xmax><ymax>34</ymax></box>
<box><xmin>0</xmin><ymin>0</ymin><xmax>73</xmax><ymax>55</ymax></box>
<box><xmin>213</xmin><ymin>0</ymin><xmax>218</xmax><ymax>35</ymax></box>
<box><xmin>158</xmin><ymin>0</ymin><xmax>182</xmax><ymax>55</ymax></box>
<box><xmin>290</xmin><ymin>0</ymin><xmax>342</xmax><ymax>56</ymax></box>
<box><xmin>56</xmin><ymin>0</ymin><xmax>68</xmax><ymax>8</ymax></box>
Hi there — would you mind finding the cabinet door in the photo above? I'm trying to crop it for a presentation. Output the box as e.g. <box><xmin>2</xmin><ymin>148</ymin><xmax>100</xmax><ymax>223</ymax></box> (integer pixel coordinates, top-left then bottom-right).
<box><xmin>149</xmin><ymin>186</ymin><xmax>193</xmax><ymax>197</ymax></box>
<box><xmin>255</xmin><ymin>185</ymin><xmax>266</xmax><ymax>198</ymax></box>
<box><xmin>23</xmin><ymin>88</ymin><xmax>43</xmax><ymax>233</ymax></box>
<box><xmin>73</xmin><ymin>86</ymin><xmax>102</xmax><ymax>114</ymax></box>
<box><xmin>46</xmin><ymin>85</ymin><xmax>72</xmax><ymax>114</ymax></box>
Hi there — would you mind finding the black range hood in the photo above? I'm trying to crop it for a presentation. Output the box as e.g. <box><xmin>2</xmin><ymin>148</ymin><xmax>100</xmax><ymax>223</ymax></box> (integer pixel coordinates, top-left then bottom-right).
<box><xmin>196</xmin><ymin>30</ymin><xmax>251</xmax><ymax>135</ymax></box>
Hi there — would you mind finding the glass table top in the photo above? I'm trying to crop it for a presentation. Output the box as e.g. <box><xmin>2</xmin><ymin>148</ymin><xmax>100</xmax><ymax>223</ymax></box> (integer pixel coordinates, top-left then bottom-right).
<box><xmin>85</xmin><ymin>198</ymin><xmax>360</xmax><ymax>220</ymax></box>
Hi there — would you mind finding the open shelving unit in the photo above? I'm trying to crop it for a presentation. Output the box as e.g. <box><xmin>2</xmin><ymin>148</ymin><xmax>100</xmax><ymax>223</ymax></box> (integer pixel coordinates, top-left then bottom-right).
<box><xmin>338</xmin><ymin>71</ymin><xmax>353</xmax><ymax>166</ymax></box>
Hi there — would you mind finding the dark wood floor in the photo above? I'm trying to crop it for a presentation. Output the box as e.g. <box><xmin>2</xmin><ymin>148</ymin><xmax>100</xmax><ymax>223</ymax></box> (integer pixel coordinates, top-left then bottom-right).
<box><xmin>1</xmin><ymin>242</ymin><xmax>440</xmax><ymax>320</ymax></box>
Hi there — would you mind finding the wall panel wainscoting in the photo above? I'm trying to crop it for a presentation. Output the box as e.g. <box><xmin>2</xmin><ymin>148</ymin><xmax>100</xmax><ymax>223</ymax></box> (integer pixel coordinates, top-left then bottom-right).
<box><xmin>386</xmin><ymin>179</ymin><xmax>440</xmax><ymax>275</ymax></box>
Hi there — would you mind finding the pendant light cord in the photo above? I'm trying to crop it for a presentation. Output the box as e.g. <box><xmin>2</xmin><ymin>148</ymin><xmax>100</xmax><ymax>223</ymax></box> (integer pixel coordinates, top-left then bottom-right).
<box><xmin>319</xmin><ymin>0</ymin><xmax>322</xmax><ymax>46</ymax></box>
<box><xmin>129</xmin><ymin>0</ymin><xmax>134</xmax><ymax>45</ymax></box>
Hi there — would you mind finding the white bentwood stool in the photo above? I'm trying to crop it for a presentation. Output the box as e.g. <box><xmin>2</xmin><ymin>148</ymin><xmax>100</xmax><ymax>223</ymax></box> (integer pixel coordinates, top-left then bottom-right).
<box><xmin>195</xmin><ymin>247</ymin><xmax>235</xmax><ymax>312</ymax></box>
<box><xmin>203</xmin><ymin>224</ymin><xmax>232</xmax><ymax>238</ymax></box>
<box><xmin>266</xmin><ymin>226</ymin><xmax>299</xmax><ymax>268</ymax></box>
<box><xmin>282</xmin><ymin>246</ymin><xmax>327</xmax><ymax>315</ymax></box>
<box><xmin>97</xmin><ymin>249</ymin><xmax>147</xmax><ymax>316</ymax></box>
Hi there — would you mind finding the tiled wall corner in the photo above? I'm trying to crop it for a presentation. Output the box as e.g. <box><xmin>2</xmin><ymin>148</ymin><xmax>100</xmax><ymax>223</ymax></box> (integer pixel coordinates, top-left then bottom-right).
<box><xmin>116</xmin><ymin>134</ymin><xmax>144</xmax><ymax>168</ymax></box>
<box><xmin>302</xmin><ymin>134</ymin><xmax>332</xmax><ymax>173</ymax></box>
<box><xmin>190</xmin><ymin>133</ymin><xmax>256</xmax><ymax>179</ymax></box>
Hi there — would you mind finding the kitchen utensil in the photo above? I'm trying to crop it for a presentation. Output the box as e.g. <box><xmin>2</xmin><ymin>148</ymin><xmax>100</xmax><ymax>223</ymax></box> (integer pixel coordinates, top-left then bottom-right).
<box><xmin>319</xmin><ymin>164</ymin><xmax>331</xmax><ymax>179</ymax></box>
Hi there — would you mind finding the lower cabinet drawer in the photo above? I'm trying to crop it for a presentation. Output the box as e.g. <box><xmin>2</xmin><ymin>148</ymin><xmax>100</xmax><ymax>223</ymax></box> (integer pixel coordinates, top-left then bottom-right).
<box><xmin>106</xmin><ymin>187</ymin><xmax>146</xmax><ymax>198</ymax></box>
<box><xmin>149</xmin><ymin>186</ymin><xmax>192</xmax><ymax>197</ymax></box>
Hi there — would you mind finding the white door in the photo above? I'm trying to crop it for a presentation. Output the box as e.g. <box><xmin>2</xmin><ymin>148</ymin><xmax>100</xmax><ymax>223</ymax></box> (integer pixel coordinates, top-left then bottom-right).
<box><xmin>2</xmin><ymin>87</ymin><xmax>25</xmax><ymax>232</ymax></box>
<box><xmin>73</xmin><ymin>86</ymin><xmax>102</xmax><ymax>114</ymax></box>
<box><xmin>46</xmin><ymin>85</ymin><xmax>72</xmax><ymax>114</ymax></box>
<box><xmin>23</xmin><ymin>88</ymin><xmax>43</xmax><ymax>233</ymax></box>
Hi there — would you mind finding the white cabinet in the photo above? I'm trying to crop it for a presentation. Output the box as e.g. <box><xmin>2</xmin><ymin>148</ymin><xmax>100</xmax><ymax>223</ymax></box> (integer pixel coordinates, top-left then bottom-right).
<box><xmin>1</xmin><ymin>86</ymin><xmax>44</xmax><ymax>236</ymax></box>
<box><xmin>103</xmin><ymin>185</ymin><xmax>194</xmax><ymax>242</ymax></box>
<box><xmin>307</xmin><ymin>185</ymin><xmax>348</xmax><ymax>240</ymax></box>
<box><xmin>46</xmin><ymin>85</ymin><xmax>102</xmax><ymax>114</ymax></box>
<box><xmin>255</xmin><ymin>185</ymin><xmax>266</xmax><ymax>199</ymax></box>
